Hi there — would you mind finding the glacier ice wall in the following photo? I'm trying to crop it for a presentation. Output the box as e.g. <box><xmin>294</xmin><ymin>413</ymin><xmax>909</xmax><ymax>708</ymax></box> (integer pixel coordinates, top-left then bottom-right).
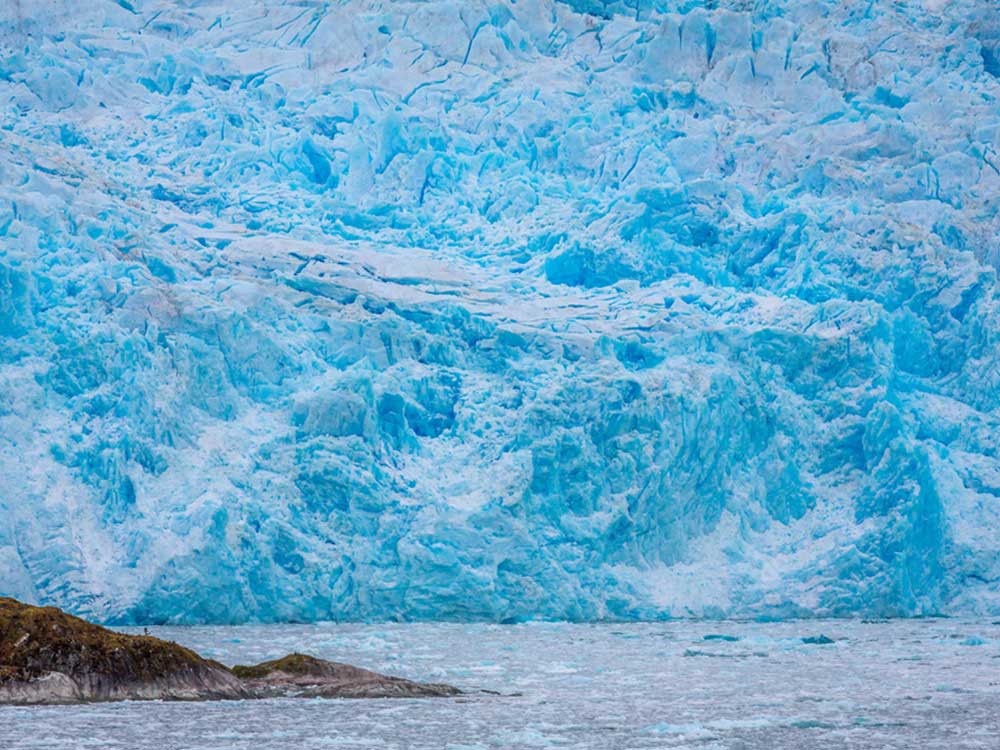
<box><xmin>1</xmin><ymin>0</ymin><xmax>999</xmax><ymax>623</ymax></box>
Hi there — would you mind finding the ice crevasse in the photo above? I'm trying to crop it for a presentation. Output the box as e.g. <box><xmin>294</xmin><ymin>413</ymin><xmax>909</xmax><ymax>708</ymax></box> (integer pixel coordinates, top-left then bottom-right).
<box><xmin>0</xmin><ymin>0</ymin><xmax>999</xmax><ymax>623</ymax></box>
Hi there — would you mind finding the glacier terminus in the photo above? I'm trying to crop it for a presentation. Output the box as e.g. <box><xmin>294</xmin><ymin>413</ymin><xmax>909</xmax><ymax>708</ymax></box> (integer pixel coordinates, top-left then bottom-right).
<box><xmin>0</xmin><ymin>0</ymin><xmax>999</xmax><ymax>624</ymax></box>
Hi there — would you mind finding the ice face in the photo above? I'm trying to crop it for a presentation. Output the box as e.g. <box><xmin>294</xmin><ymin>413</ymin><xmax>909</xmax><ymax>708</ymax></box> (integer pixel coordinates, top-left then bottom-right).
<box><xmin>0</xmin><ymin>0</ymin><xmax>998</xmax><ymax>624</ymax></box>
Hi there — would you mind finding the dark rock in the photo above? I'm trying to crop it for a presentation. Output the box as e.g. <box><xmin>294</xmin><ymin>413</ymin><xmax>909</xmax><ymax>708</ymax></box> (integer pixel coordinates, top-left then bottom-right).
<box><xmin>0</xmin><ymin>598</ymin><xmax>460</xmax><ymax>704</ymax></box>
<box><xmin>0</xmin><ymin>597</ymin><xmax>245</xmax><ymax>703</ymax></box>
<box><xmin>232</xmin><ymin>653</ymin><xmax>461</xmax><ymax>698</ymax></box>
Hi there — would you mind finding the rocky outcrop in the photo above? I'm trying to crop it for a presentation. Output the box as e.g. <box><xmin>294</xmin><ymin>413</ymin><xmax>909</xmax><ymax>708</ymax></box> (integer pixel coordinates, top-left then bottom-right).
<box><xmin>232</xmin><ymin>653</ymin><xmax>460</xmax><ymax>698</ymax></box>
<box><xmin>0</xmin><ymin>597</ymin><xmax>246</xmax><ymax>703</ymax></box>
<box><xmin>0</xmin><ymin>598</ymin><xmax>459</xmax><ymax>704</ymax></box>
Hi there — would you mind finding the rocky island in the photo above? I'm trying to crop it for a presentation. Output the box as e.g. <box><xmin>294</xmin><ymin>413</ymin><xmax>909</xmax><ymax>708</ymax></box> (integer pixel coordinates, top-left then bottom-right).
<box><xmin>0</xmin><ymin>598</ymin><xmax>459</xmax><ymax>704</ymax></box>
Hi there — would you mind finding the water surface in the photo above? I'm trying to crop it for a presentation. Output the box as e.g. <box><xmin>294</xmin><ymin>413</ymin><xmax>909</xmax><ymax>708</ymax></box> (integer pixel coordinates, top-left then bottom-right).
<box><xmin>2</xmin><ymin>619</ymin><xmax>998</xmax><ymax>749</ymax></box>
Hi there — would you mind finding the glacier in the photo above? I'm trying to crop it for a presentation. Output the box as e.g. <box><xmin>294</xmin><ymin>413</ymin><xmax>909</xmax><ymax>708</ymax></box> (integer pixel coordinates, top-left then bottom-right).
<box><xmin>0</xmin><ymin>0</ymin><xmax>999</xmax><ymax>624</ymax></box>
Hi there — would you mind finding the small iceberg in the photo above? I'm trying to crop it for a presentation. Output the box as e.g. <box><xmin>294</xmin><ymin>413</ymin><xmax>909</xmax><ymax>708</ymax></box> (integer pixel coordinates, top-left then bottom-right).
<box><xmin>801</xmin><ymin>635</ymin><xmax>836</xmax><ymax>645</ymax></box>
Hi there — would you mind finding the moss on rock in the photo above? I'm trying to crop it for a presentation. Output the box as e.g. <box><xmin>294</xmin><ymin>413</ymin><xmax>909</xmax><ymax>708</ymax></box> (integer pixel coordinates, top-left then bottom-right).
<box><xmin>0</xmin><ymin>599</ymin><xmax>460</xmax><ymax>703</ymax></box>
<box><xmin>0</xmin><ymin>597</ymin><xmax>215</xmax><ymax>683</ymax></box>
<box><xmin>231</xmin><ymin>652</ymin><xmax>462</xmax><ymax>698</ymax></box>
<box><xmin>0</xmin><ymin>597</ymin><xmax>244</xmax><ymax>702</ymax></box>
<box><xmin>230</xmin><ymin>653</ymin><xmax>326</xmax><ymax>679</ymax></box>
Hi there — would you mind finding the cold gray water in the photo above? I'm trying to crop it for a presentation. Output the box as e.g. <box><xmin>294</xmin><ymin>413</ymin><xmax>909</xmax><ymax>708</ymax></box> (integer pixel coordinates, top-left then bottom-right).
<box><xmin>1</xmin><ymin>619</ymin><xmax>998</xmax><ymax>749</ymax></box>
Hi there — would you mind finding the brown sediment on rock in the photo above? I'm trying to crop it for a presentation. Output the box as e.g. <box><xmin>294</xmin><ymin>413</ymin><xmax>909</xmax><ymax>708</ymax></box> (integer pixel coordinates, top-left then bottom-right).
<box><xmin>232</xmin><ymin>652</ymin><xmax>461</xmax><ymax>698</ymax></box>
<box><xmin>0</xmin><ymin>598</ymin><xmax>460</xmax><ymax>704</ymax></box>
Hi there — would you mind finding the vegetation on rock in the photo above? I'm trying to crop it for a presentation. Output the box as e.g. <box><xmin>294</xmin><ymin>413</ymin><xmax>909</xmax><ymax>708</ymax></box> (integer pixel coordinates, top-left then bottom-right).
<box><xmin>232</xmin><ymin>652</ymin><xmax>462</xmax><ymax>698</ymax></box>
<box><xmin>230</xmin><ymin>653</ymin><xmax>326</xmax><ymax>680</ymax></box>
<box><xmin>0</xmin><ymin>597</ymin><xmax>225</xmax><ymax>685</ymax></box>
<box><xmin>0</xmin><ymin>598</ymin><xmax>459</xmax><ymax>703</ymax></box>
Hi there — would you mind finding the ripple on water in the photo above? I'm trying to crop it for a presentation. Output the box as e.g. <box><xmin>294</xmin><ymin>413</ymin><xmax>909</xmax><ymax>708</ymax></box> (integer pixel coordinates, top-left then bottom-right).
<box><xmin>1</xmin><ymin>620</ymin><xmax>999</xmax><ymax>749</ymax></box>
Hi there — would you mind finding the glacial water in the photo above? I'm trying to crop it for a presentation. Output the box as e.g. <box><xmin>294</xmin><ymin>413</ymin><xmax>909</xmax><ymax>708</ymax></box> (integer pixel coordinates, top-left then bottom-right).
<box><xmin>1</xmin><ymin>619</ymin><xmax>998</xmax><ymax>749</ymax></box>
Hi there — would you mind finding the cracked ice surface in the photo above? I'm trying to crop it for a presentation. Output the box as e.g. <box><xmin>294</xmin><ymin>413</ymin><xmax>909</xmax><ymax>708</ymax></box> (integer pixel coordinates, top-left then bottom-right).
<box><xmin>0</xmin><ymin>0</ymin><xmax>999</xmax><ymax>623</ymax></box>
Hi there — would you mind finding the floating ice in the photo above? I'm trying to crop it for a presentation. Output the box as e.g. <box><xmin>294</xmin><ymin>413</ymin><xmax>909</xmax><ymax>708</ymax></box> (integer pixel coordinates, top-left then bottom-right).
<box><xmin>801</xmin><ymin>635</ymin><xmax>835</xmax><ymax>645</ymax></box>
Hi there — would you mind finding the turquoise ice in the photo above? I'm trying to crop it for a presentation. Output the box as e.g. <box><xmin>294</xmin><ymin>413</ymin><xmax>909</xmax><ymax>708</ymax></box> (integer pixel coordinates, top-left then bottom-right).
<box><xmin>0</xmin><ymin>0</ymin><xmax>998</xmax><ymax>623</ymax></box>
